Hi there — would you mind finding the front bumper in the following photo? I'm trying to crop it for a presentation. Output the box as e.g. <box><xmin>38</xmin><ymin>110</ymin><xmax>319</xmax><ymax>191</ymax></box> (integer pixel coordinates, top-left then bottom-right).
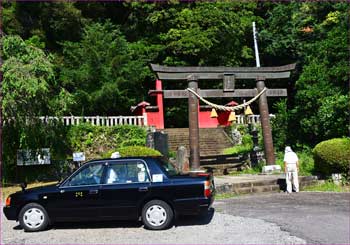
<box><xmin>3</xmin><ymin>206</ymin><xmax>18</xmax><ymax>220</ymax></box>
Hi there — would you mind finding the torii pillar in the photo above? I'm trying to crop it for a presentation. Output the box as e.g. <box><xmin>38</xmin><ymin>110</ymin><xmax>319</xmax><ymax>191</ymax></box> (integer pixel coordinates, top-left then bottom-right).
<box><xmin>187</xmin><ymin>75</ymin><xmax>200</xmax><ymax>170</ymax></box>
<box><xmin>257</xmin><ymin>77</ymin><xmax>275</xmax><ymax>165</ymax></box>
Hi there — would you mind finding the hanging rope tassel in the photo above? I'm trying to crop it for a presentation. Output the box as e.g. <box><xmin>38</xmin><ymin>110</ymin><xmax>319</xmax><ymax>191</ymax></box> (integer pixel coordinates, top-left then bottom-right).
<box><xmin>186</xmin><ymin>87</ymin><xmax>267</xmax><ymax>111</ymax></box>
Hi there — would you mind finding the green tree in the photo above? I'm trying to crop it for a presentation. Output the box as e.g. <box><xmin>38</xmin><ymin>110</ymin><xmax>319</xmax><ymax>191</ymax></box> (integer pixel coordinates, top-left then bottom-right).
<box><xmin>59</xmin><ymin>21</ymin><xmax>156</xmax><ymax>115</ymax></box>
<box><xmin>261</xmin><ymin>2</ymin><xmax>349</xmax><ymax>147</ymax></box>
<box><xmin>1</xmin><ymin>34</ymin><xmax>73</xmax><ymax>118</ymax></box>
<box><xmin>293</xmin><ymin>3</ymin><xmax>349</xmax><ymax>145</ymax></box>
<box><xmin>2</xmin><ymin>2</ymin><xmax>85</xmax><ymax>50</ymax></box>
<box><xmin>1</xmin><ymin>35</ymin><xmax>53</xmax><ymax>119</ymax></box>
<box><xmin>144</xmin><ymin>1</ymin><xmax>260</xmax><ymax>66</ymax></box>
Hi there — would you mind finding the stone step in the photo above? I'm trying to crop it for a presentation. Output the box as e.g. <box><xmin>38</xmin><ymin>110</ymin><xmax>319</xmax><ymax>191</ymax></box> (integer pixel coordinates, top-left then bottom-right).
<box><xmin>215</xmin><ymin>176</ymin><xmax>319</xmax><ymax>195</ymax></box>
<box><xmin>164</xmin><ymin>127</ymin><xmax>234</xmax><ymax>156</ymax></box>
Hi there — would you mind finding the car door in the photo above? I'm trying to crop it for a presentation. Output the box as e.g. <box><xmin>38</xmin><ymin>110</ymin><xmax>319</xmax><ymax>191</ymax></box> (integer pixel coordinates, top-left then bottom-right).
<box><xmin>99</xmin><ymin>159</ymin><xmax>152</xmax><ymax>220</ymax></box>
<box><xmin>47</xmin><ymin>161</ymin><xmax>106</xmax><ymax>221</ymax></box>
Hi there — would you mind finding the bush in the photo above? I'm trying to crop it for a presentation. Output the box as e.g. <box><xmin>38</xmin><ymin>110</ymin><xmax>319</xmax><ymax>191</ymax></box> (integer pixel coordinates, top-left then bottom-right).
<box><xmin>313</xmin><ymin>138</ymin><xmax>350</xmax><ymax>176</ymax></box>
<box><xmin>297</xmin><ymin>151</ymin><xmax>315</xmax><ymax>176</ymax></box>
<box><xmin>223</xmin><ymin>134</ymin><xmax>253</xmax><ymax>155</ymax></box>
<box><xmin>117</xmin><ymin>146</ymin><xmax>162</xmax><ymax>157</ymax></box>
<box><xmin>3</xmin><ymin>122</ymin><xmax>148</xmax><ymax>182</ymax></box>
<box><xmin>120</xmin><ymin>139</ymin><xmax>146</xmax><ymax>147</ymax></box>
<box><xmin>271</xmin><ymin>99</ymin><xmax>289</xmax><ymax>151</ymax></box>
<box><xmin>66</xmin><ymin>123</ymin><xmax>147</xmax><ymax>159</ymax></box>
<box><xmin>2</xmin><ymin>120</ymin><xmax>70</xmax><ymax>183</ymax></box>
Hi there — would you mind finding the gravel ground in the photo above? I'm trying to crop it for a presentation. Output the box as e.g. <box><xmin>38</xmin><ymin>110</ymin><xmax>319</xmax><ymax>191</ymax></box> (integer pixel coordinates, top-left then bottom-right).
<box><xmin>215</xmin><ymin>192</ymin><xmax>350</xmax><ymax>244</ymax></box>
<box><xmin>1</xmin><ymin>208</ymin><xmax>306</xmax><ymax>244</ymax></box>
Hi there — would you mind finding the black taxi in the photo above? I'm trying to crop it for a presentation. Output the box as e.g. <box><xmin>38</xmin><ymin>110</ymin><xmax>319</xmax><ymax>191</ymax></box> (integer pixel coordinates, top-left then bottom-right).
<box><xmin>3</xmin><ymin>157</ymin><xmax>215</xmax><ymax>231</ymax></box>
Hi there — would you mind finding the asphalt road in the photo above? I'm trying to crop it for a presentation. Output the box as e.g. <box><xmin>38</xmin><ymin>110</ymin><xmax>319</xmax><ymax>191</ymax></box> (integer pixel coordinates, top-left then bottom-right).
<box><xmin>215</xmin><ymin>192</ymin><xmax>350</xmax><ymax>244</ymax></box>
<box><xmin>1</xmin><ymin>192</ymin><xmax>349</xmax><ymax>244</ymax></box>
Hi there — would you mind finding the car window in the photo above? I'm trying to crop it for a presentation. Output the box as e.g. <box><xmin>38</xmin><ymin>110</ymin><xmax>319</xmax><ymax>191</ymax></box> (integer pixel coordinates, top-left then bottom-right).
<box><xmin>158</xmin><ymin>159</ymin><xmax>180</xmax><ymax>176</ymax></box>
<box><xmin>65</xmin><ymin>163</ymin><xmax>104</xmax><ymax>186</ymax></box>
<box><xmin>105</xmin><ymin>161</ymin><xmax>150</xmax><ymax>184</ymax></box>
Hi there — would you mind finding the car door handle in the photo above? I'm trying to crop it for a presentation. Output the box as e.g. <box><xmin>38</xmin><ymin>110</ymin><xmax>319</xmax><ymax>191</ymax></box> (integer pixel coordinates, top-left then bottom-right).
<box><xmin>138</xmin><ymin>187</ymin><xmax>148</xmax><ymax>192</ymax></box>
<box><xmin>89</xmin><ymin>189</ymin><xmax>99</xmax><ymax>194</ymax></box>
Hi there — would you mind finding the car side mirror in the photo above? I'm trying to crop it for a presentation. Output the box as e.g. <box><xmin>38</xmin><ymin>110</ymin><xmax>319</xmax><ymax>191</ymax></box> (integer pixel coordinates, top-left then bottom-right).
<box><xmin>20</xmin><ymin>182</ymin><xmax>27</xmax><ymax>191</ymax></box>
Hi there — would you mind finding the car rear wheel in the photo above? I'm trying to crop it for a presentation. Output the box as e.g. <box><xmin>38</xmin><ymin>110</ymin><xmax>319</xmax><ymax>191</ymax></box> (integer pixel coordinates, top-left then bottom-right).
<box><xmin>19</xmin><ymin>203</ymin><xmax>49</xmax><ymax>232</ymax></box>
<box><xmin>142</xmin><ymin>200</ymin><xmax>173</xmax><ymax>230</ymax></box>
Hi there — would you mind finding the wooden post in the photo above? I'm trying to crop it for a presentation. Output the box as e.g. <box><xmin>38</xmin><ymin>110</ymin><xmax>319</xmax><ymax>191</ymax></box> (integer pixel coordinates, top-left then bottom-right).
<box><xmin>176</xmin><ymin>146</ymin><xmax>190</xmax><ymax>173</ymax></box>
<box><xmin>256</xmin><ymin>78</ymin><xmax>275</xmax><ymax>165</ymax></box>
<box><xmin>188</xmin><ymin>75</ymin><xmax>200</xmax><ymax>171</ymax></box>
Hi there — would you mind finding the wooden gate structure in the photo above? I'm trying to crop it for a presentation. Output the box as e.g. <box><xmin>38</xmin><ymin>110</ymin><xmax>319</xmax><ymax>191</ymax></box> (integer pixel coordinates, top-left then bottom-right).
<box><xmin>150</xmin><ymin>63</ymin><xmax>296</xmax><ymax>170</ymax></box>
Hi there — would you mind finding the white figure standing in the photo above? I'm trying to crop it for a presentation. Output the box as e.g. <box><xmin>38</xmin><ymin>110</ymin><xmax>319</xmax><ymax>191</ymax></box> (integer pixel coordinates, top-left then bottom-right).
<box><xmin>284</xmin><ymin>146</ymin><xmax>299</xmax><ymax>193</ymax></box>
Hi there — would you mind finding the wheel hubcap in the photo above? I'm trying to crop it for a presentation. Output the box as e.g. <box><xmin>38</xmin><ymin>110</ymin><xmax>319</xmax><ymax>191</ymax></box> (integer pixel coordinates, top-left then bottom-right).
<box><xmin>23</xmin><ymin>208</ymin><xmax>44</xmax><ymax>229</ymax></box>
<box><xmin>146</xmin><ymin>205</ymin><xmax>167</xmax><ymax>227</ymax></box>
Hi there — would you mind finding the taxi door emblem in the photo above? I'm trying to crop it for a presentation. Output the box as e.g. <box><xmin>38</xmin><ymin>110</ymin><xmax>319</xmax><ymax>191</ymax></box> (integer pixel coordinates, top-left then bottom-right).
<box><xmin>75</xmin><ymin>192</ymin><xmax>83</xmax><ymax>197</ymax></box>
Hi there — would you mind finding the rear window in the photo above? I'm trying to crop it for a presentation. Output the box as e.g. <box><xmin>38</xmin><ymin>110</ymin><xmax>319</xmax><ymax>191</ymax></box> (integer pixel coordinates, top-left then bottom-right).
<box><xmin>158</xmin><ymin>159</ymin><xmax>180</xmax><ymax>177</ymax></box>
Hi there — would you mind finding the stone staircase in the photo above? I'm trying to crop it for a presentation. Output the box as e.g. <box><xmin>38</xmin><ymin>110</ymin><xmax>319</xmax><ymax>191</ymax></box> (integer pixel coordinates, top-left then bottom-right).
<box><xmin>164</xmin><ymin>128</ymin><xmax>234</xmax><ymax>156</ymax></box>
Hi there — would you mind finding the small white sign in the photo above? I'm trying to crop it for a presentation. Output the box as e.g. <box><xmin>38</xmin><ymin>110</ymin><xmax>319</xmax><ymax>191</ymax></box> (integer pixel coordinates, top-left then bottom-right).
<box><xmin>17</xmin><ymin>148</ymin><xmax>51</xmax><ymax>166</ymax></box>
<box><xmin>262</xmin><ymin>165</ymin><xmax>281</xmax><ymax>173</ymax></box>
<box><xmin>152</xmin><ymin>174</ymin><xmax>163</xmax><ymax>183</ymax></box>
<box><xmin>73</xmin><ymin>152</ymin><xmax>85</xmax><ymax>162</ymax></box>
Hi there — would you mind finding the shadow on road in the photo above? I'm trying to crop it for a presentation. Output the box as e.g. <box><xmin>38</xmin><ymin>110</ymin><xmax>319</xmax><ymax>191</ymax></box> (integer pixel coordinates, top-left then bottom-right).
<box><xmin>12</xmin><ymin>208</ymin><xmax>215</xmax><ymax>231</ymax></box>
<box><xmin>175</xmin><ymin>208</ymin><xmax>215</xmax><ymax>227</ymax></box>
<box><xmin>12</xmin><ymin>221</ymin><xmax>143</xmax><ymax>231</ymax></box>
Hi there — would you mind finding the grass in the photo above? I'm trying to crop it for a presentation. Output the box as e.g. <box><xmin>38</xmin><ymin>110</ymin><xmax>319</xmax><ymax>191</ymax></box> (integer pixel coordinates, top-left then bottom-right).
<box><xmin>1</xmin><ymin>181</ymin><xmax>58</xmax><ymax>199</ymax></box>
<box><xmin>229</xmin><ymin>168</ymin><xmax>261</xmax><ymax>175</ymax></box>
<box><xmin>215</xmin><ymin>192</ymin><xmax>239</xmax><ymax>200</ymax></box>
<box><xmin>229</xmin><ymin>161</ymin><xmax>265</xmax><ymax>176</ymax></box>
<box><xmin>302</xmin><ymin>180</ymin><xmax>350</xmax><ymax>192</ymax></box>
<box><xmin>223</xmin><ymin>145</ymin><xmax>251</xmax><ymax>155</ymax></box>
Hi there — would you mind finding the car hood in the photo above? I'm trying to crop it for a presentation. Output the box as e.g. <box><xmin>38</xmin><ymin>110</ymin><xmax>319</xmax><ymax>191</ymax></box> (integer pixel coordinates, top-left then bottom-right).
<box><xmin>22</xmin><ymin>184</ymin><xmax>59</xmax><ymax>194</ymax></box>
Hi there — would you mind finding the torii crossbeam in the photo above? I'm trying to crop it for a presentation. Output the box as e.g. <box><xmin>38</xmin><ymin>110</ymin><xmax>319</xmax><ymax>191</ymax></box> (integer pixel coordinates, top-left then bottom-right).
<box><xmin>150</xmin><ymin>63</ymin><xmax>296</xmax><ymax>170</ymax></box>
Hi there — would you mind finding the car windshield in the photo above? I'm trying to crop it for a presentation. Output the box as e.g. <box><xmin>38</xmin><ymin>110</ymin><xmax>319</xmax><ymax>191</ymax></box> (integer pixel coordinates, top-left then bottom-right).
<box><xmin>159</xmin><ymin>159</ymin><xmax>180</xmax><ymax>176</ymax></box>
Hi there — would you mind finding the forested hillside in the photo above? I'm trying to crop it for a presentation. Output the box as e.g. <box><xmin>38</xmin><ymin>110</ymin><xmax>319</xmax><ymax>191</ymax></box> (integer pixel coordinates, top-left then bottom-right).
<box><xmin>1</xmin><ymin>1</ymin><xmax>349</xmax><ymax>151</ymax></box>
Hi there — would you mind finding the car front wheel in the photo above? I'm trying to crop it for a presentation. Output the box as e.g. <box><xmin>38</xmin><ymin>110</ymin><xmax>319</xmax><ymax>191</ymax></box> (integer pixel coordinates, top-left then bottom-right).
<box><xmin>19</xmin><ymin>203</ymin><xmax>49</xmax><ymax>232</ymax></box>
<box><xmin>142</xmin><ymin>200</ymin><xmax>173</xmax><ymax>230</ymax></box>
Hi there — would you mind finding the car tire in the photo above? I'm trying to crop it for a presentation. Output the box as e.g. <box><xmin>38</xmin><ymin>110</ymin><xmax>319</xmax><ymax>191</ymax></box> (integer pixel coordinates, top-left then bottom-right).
<box><xmin>19</xmin><ymin>203</ymin><xmax>50</xmax><ymax>232</ymax></box>
<box><xmin>142</xmin><ymin>200</ymin><xmax>173</xmax><ymax>230</ymax></box>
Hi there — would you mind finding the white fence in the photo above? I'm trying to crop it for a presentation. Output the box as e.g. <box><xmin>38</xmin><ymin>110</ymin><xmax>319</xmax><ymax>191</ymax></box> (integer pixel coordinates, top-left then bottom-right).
<box><xmin>235</xmin><ymin>114</ymin><xmax>275</xmax><ymax>124</ymax></box>
<box><xmin>39</xmin><ymin>115</ymin><xmax>148</xmax><ymax>127</ymax></box>
<box><xmin>34</xmin><ymin>114</ymin><xmax>272</xmax><ymax>126</ymax></box>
